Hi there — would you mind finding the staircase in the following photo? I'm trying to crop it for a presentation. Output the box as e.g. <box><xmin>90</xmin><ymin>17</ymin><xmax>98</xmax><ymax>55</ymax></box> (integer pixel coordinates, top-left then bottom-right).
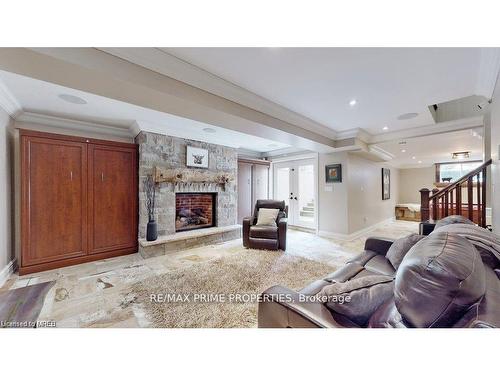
<box><xmin>300</xmin><ymin>200</ymin><xmax>315</xmax><ymax>218</ymax></box>
<box><xmin>420</xmin><ymin>159</ymin><xmax>492</xmax><ymax>227</ymax></box>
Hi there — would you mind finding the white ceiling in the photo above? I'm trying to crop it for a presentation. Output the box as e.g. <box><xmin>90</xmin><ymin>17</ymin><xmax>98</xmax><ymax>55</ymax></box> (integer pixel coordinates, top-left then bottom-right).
<box><xmin>0</xmin><ymin>70</ymin><xmax>292</xmax><ymax>153</ymax></box>
<box><xmin>161</xmin><ymin>47</ymin><xmax>493</xmax><ymax>134</ymax></box>
<box><xmin>375</xmin><ymin>128</ymin><xmax>484</xmax><ymax>168</ymax></box>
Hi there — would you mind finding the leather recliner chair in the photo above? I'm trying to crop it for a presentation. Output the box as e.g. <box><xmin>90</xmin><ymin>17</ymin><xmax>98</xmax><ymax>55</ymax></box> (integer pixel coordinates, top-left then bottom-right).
<box><xmin>258</xmin><ymin>231</ymin><xmax>500</xmax><ymax>328</ymax></box>
<box><xmin>243</xmin><ymin>200</ymin><xmax>288</xmax><ymax>251</ymax></box>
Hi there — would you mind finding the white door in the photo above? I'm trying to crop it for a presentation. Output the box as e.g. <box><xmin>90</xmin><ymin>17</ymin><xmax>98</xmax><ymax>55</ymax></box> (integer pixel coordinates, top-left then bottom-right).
<box><xmin>237</xmin><ymin>162</ymin><xmax>253</xmax><ymax>222</ymax></box>
<box><xmin>273</xmin><ymin>158</ymin><xmax>316</xmax><ymax>229</ymax></box>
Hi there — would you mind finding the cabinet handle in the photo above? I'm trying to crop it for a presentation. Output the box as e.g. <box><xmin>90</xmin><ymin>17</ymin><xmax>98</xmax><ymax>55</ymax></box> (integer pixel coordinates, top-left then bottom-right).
<box><xmin>70</xmin><ymin>171</ymin><xmax>73</xmax><ymax>181</ymax></box>
<box><xmin>101</xmin><ymin>172</ymin><xmax>104</xmax><ymax>182</ymax></box>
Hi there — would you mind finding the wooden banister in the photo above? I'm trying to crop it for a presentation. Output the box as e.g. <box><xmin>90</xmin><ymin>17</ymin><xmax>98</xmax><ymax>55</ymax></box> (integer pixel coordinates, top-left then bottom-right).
<box><xmin>420</xmin><ymin>159</ymin><xmax>491</xmax><ymax>227</ymax></box>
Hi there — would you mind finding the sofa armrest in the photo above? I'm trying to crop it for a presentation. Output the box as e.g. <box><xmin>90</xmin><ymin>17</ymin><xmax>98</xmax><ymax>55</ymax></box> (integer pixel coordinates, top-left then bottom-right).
<box><xmin>278</xmin><ymin>217</ymin><xmax>287</xmax><ymax>250</ymax></box>
<box><xmin>242</xmin><ymin>217</ymin><xmax>252</xmax><ymax>248</ymax></box>
<box><xmin>364</xmin><ymin>237</ymin><xmax>394</xmax><ymax>256</ymax></box>
<box><xmin>258</xmin><ymin>285</ymin><xmax>343</xmax><ymax>328</ymax></box>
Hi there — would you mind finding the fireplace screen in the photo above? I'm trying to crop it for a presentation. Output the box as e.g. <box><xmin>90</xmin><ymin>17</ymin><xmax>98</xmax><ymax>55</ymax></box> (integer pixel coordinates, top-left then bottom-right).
<box><xmin>175</xmin><ymin>193</ymin><xmax>216</xmax><ymax>232</ymax></box>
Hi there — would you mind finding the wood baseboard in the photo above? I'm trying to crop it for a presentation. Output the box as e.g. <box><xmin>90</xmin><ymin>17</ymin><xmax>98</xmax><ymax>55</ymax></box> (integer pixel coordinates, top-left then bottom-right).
<box><xmin>18</xmin><ymin>247</ymin><xmax>137</xmax><ymax>275</ymax></box>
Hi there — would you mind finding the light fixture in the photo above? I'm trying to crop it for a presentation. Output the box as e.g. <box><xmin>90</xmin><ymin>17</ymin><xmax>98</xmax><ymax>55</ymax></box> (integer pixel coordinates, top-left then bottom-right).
<box><xmin>412</xmin><ymin>156</ymin><xmax>416</xmax><ymax>160</ymax></box>
<box><xmin>58</xmin><ymin>94</ymin><xmax>87</xmax><ymax>105</ymax></box>
<box><xmin>383</xmin><ymin>126</ymin><xmax>389</xmax><ymax>131</ymax></box>
<box><xmin>398</xmin><ymin>141</ymin><xmax>407</xmax><ymax>145</ymax></box>
<box><xmin>452</xmin><ymin>151</ymin><xmax>470</xmax><ymax>160</ymax></box>
<box><xmin>397</xmin><ymin>112</ymin><xmax>419</xmax><ymax>120</ymax></box>
<box><xmin>349</xmin><ymin>99</ymin><xmax>357</xmax><ymax>107</ymax></box>
<box><xmin>401</xmin><ymin>149</ymin><xmax>406</xmax><ymax>153</ymax></box>
<box><xmin>418</xmin><ymin>160</ymin><xmax>422</xmax><ymax>164</ymax></box>
<box><xmin>203</xmin><ymin>128</ymin><xmax>216</xmax><ymax>133</ymax></box>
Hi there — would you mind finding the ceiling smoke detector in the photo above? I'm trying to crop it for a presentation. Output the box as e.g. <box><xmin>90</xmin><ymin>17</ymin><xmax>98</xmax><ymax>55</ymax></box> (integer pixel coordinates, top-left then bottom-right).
<box><xmin>397</xmin><ymin>112</ymin><xmax>419</xmax><ymax>120</ymax></box>
<box><xmin>58</xmin><ymin>94</ymin><xmax>87</xmax><ymax>105</ymax></box>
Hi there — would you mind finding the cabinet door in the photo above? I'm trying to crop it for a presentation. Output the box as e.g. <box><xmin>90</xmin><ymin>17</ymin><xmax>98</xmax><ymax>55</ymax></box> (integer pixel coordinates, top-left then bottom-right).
<box><xmin>252</xmin><ymin>164</ymin><xmax>269</xmax><ymax>204</ymax></box>
<box><xmin>237</xmin><ymin>162</ymin><xmax>253</xmax><ymax>222</ymax></box>
<box><xmin>22</xmin><ymin>137</ymin><xmax>88</xmax><ymax>266</ymax></box>
<box><xmin>88</xmin><ymin>144</ymin><xmax>137</xmax><ymax>254</ymax></box>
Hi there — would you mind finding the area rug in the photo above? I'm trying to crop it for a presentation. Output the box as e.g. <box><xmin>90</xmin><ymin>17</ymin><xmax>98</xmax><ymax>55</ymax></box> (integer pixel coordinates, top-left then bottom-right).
<box><xmin>0</xmin><ymin>281</ymin><xmax>55</xmax><ymax>328</ymax></box>
<box><xmin>131</xmin><ymin>250</ymin><xmax>336</xmax><ymax>328</ymax></box>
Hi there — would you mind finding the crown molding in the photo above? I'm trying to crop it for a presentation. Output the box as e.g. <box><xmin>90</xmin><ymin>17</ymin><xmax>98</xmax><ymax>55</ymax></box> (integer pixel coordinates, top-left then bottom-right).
<box><xmin>0</xmin><ymin>79</ymin><xmax>22</xmax><ymax>117</ymax></box>
<box><xmin>476</xmin><ymin>48</ymin><xmax>500</xmax><ymax>99</ymax></box>
<box><xmin>368</xmin><ymin>116</ymin><xmax>484</xmax><ymax>144</ymax></box>
<box><xmin>16</xmin><ymin>112</ymin><xmax>135</xmax><ymax>140</ymax></box>
<box><xmin>98</xmin><ymin>47</ymin><xmax>338</xmax><ymax>140</ymax></box>
<box><xmin>335</xmin><ymin>127</ymin><xmax>372</xmax><ymax>142</ymax></box>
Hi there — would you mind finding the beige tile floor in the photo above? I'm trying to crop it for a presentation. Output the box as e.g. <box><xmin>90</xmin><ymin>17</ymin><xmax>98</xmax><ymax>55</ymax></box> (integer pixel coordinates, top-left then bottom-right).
<box><xmin>1</xmin><ymin>220</ymin><xmax>418</xmax><ymax>328</ymax></box>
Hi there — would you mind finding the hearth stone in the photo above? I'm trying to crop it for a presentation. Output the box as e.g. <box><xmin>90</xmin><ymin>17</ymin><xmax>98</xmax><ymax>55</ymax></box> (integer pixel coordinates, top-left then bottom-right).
<box><xmin>138</xmin><ymin>225</ymin><xmax>242</xmax><ymax>258</ymax></box>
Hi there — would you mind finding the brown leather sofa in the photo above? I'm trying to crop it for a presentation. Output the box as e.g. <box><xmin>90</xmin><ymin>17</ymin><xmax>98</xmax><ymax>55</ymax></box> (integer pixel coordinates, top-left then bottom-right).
<box><xmin>258</xmin><ymin>231</ymin><xmax>500</xmax><ymax>328</ymax></box>
<box><xmin>243</xmin><ymin>200</ymin><xmax>288</xmax><ymax>251</ymax></box>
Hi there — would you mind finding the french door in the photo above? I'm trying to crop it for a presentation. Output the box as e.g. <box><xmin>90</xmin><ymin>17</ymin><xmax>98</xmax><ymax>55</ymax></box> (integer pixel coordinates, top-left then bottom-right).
<box><xmin>274</xmin><ymin>158</ymin><xmax>317</xmax><ymax>229</ymax></box>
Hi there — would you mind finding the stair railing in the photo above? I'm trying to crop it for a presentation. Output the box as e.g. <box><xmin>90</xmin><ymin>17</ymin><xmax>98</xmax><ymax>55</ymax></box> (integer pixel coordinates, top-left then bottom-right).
<box><xmin>420</xmin><ymin>159</ymin><xmax>492</xmax><ymax>227</ymax></box>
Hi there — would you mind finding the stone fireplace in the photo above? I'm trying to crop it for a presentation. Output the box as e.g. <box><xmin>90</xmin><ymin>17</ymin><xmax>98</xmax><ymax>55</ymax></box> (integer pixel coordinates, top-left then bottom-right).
<box><xmin>135</xmin><ymin>131</ymin><xmax>241</xmax><ymax>258</ymax></box>
<box><xmin>175</xmin><ymin>193</ymin><xmax>217</xmax><ymax>232</ymax></box>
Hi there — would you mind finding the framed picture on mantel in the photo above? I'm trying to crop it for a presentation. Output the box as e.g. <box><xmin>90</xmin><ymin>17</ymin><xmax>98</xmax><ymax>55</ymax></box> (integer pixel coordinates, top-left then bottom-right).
<box><xmin>382</xmin><ymin>168</ymin><xmax>390</xmax><ymax>200</ymax></box>
<box><xmin>186</xmin><ymin>146</ymin><xmax>209</xmax><ymax>168</ymax></box>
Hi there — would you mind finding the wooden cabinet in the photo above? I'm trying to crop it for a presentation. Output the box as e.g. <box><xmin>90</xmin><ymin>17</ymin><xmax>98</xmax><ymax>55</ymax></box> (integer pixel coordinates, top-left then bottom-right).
<box><xmin>88</xmin><ymin>144</ymin><xmax>138</xmax><ymax>254</ymax></box>
<box><xmin>20</xmin><ymin>130</ymin><xmax>138</xmax><ymax>275</ymax></box>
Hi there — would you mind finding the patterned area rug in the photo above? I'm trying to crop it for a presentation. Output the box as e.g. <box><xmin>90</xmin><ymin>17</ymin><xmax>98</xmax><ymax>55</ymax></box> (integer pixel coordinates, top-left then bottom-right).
<box><xmin>132</xmin><ymin>250</ymin><xmax>336</xmax><ymax>328</ymax></box>
<box><xmin>0</xmin><ymin>281</ymin><xmax>55</xmax><ymax>328</ymax></box>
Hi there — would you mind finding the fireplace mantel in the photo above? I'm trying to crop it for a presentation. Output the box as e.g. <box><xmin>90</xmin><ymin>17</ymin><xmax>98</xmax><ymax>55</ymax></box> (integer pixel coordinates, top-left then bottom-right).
<box><xmin>154</xmin><ymin>166</ymin><xmax>232</xmax><ymax>185</ymax></box>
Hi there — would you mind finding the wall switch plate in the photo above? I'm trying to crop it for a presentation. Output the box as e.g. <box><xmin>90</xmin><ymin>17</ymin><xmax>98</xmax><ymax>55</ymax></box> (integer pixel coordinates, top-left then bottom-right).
<box><xmin>324</xmin><ymin>185</ymin><xmax>333</xmax><ymax>192</ymax></box>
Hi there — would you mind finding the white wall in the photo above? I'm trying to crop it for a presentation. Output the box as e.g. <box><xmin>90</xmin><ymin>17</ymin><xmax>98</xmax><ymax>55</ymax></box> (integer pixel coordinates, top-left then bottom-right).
<box><xmin>398</xmin><ymin>166</ymin><xmax>435</xmax><ymax>203</ymax></box>
<box><xmin>347</xmin><ymin>154</ymin><xmax>399</xmax><ymax>233</ymax></box>
<box><xmin>317</xmin><ymin>151</ymin><xmax>399</xmax><ymax>236</ymax></box>
<box><xmin>318</xmin><ymin>152</ymin><xmax>349</xmax><ymax>235</ymax></box>
<box><xmin>490</xmin><ymin>73</ymin><xmax>500</xmax><ymax>235</ymax></box>
<box><xmin>0</xmin><ymin>107</ymin><xmax>14</xmax><ymax>282</ymax></box>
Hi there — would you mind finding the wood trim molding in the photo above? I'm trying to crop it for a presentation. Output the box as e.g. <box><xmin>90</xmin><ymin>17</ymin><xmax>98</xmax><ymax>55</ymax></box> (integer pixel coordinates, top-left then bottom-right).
<box><xmin>19</xmin><ymin>129</ymin><xmax>138</xmax><ymax>149</ymax></box>
<box><xmin>16</xmin><ymin>112</ymin><xmax>136</xmax><ymax>140</ymax></box>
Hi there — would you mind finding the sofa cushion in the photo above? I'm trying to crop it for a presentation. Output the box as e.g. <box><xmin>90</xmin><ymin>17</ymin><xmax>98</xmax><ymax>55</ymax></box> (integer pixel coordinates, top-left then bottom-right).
<box><xmin>364</xmin><ymin>255</ymin><xmax>395</xmax><ymax>276</ymax></box>
<box><xmin>347</xmin><ymin>250</ymin><xmax>377</xmax><ymax>266</ymax></box>
<box><xmin>256</xmin><ymin>208</ymin><xmax>279</xmax><ymax>226</ymax></box>
<box><xmin>395</xmin><ymin>232</ymin><xmax>486</xmax><ymax>328</ymax></box>
<box><xmin>434</xmin><ymin>215</ymin><xmax>475</xmax><ymax>230</ymax></box>
<box><xmin>323</xmin><ymin>263</ymin><xmax>364</xmax><ymax>283</ymax></box>
<box><xmin>317</xmin><ymin>275</ymin><xmax>395</xmax><ymax>326</ymax></box>
<box><xmin>249</xmin><ymin>225</ymin><xmax>278</xmax><ymax>240</ymax></box>
<box><xmin>386</xmin><ymin>233</ymin><xmax>425</xmax><ymax>270</ymax></box>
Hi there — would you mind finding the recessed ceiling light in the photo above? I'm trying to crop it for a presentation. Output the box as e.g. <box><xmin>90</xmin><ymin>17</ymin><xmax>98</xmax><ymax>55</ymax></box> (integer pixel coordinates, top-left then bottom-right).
<box><xmin>349</xmin><ymin>99</ymin><xmax>357</xmax><ymax>107</ymax></box>
<box><xmin>203</xmin><ymin>128</ymin><xmax>216</xmax><ymax>133</ymax></box>
<box><xmin>397</xmin><ymin>112</ymin><xmax>419</xmax><ymax>120</ymax></box>
<box><xmin>418</xmin><ymin>160</ymin><xmax>422</xmax><ymax>164</ymax></box>
<box><xmin>58</xmin><ymin>94</ymin><xmax>87</xmax><ymax>105</ymax></box>
<box><xmin>383</xmin><ymin>126</ymin><xmax>389</xmax><ymax>131</ymax></box>
<box><xmin>412</xmin><ymin>156</ymin><xmax>416</xmax><ymax>160</ymax></box>
<box><xmin>401</xmin><ymin>149</ymin><xmax>406</xmax><ymax>153</ymax></box>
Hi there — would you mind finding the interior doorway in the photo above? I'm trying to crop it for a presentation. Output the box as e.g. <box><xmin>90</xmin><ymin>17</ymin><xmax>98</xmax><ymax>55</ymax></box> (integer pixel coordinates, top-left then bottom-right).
<box><xmin>273</xmin><ymin>157</ymin><xmax>317</xmax><ymax>229</ymax></box>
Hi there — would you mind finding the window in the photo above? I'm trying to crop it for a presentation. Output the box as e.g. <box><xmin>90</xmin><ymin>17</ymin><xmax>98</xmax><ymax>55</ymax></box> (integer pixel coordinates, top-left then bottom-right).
<box><xmin>436</xmin><ymin>161</ymin><xmax>482</xmax><ymax>183</ymax></box>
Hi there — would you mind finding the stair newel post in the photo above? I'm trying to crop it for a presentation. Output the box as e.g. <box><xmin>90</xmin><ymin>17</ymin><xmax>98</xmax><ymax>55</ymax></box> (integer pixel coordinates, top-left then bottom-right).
<box><xmin>420</xmin><ymin>188</ymin><xmax>431</xmax><ymax>222</ymax></box>
<box><xmin>431</xmin><ymin>188</ymin><xmax>439</xmax><ymax>221</ymax></box>
<box><xmin>482</xmin><ymin>167</ymin><xmax>487</xmax><ymax>228</ymax></box>
<box><xmin>467</xmin><ymin>176</ymin><xmax>474</xmax><ymax>221</ymax></box>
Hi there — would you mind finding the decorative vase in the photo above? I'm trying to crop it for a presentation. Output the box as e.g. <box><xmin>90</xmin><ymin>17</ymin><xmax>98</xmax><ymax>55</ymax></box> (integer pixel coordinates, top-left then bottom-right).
<box><xmin>146</xmin><ymin>220</ymin><xmax>158</xmax><ymax>241</ymax></box>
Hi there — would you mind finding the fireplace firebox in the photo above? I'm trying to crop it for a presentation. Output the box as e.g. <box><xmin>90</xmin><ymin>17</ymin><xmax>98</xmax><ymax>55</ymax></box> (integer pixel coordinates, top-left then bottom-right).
<box><xmin>175</xmin><ymin>193</ymin><xmax>217</xmax><ymax>232</ymax></box>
